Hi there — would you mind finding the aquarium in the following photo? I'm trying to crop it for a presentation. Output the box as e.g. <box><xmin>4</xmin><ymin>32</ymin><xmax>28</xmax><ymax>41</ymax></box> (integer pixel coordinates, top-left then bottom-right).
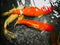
<box><xmin>1</xmin><ymin>0</ymin><xmax>60</xmax><ymax>45</ymax></box>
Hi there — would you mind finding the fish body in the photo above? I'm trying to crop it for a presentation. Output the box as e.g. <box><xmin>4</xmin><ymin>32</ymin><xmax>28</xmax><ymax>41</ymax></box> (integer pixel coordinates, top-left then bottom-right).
<box><xmin>11</xmin><ymin>6</ymin><xmax>53</xmax><ymax>16</ymax></box>
<box><xmin>17</xmin><ymin>19</ymin><xmax>54</xmax><ymax>31</ymax></box>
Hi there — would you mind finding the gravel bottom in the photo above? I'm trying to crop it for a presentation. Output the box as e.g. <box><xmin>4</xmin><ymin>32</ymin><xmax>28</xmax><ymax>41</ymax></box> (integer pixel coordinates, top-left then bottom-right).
<box><xmin>12</xmin><ymin>25</ymin><xmax>50</xmax><ymax>45</ymax></box>
<box><xmin>6</xmin><ymin>15</ymin><xmax>52</xmax><ymax>45</ymax></box>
